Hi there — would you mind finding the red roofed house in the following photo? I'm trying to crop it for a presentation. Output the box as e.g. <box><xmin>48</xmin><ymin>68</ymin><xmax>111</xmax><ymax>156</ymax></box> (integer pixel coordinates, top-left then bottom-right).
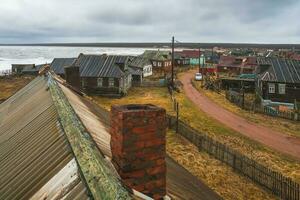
<box><xmin>241</xmin><ymin>57</ymin><xmax>257</xmax><ymax>74</ymax></box>
<box><xmin>217</xmin><ymin>56</ymin><xmax>243</xmax><ymax>75</ymax></box>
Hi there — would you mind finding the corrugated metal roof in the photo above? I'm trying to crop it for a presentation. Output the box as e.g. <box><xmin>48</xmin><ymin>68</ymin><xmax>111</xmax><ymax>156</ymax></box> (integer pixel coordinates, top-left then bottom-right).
<box><xmin>75</xmin><ymin>54</ymin><xmax>129</xmax><ymax>78</ymax></box>
<box><xmin>257</xmin><ymin>57</ymin><xmax>300</xmax><ymax>83</ymax></box>
<box><xmin>0</xmin><ymin>76</ymin><xmax>90</xmax><ymax>200</ymax></box>
<box><xmin>50</xmin><ymin>58</ymin><xmax>77</xmax><ymax>75</ymax></box>
<box><xmin>60</xmin><ymin>85</ymin><xmax>222</xmax><ymax>200</ymax></box>
<box><xmin>128</xmin><ymin>56</ymin><xmax>151</xmax><ymax>68</ymax></box>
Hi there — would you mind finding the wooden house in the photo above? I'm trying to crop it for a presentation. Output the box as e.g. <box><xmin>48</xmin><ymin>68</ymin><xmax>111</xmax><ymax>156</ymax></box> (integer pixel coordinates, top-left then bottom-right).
<box><xmin>240</xmin><ymin>57</ymin><xmax>257</xmax><ymax>74</ymax></box>
<box><xmin>181</xmin><ymin>50</ymin><xmax>200</xmax><ymax>66</ymax></box>
<box><xmin>66</xmin><ymin>54</ymin><xmax>132</xmax><ymax>96</ymax></box>
<box><xmin>217</xmin><ymin>56</ymin><xmax>242</xmax><ymax>75</ymax></box>
<box><xmin>128</xmin><ymin>55</ymin><xmax>153</xmax><ymax>77</ymax></box>
<box><xmin>141</xmin><ymin>50</ymin><xmax>171</xmax><ymax>72</ymax></box>
<box><xmin>50</xmin><ymin>58</ymin><xmax>77</xmax><ymax>77</ymax></box>
<box><xmin>256</xmin><ymin>57</ymin><xmax>300</xmax><ymax>103</ymax></box>
<box><xmin>174</xmin><ymin>52</ymin><xmax>190</xmax><ymax>67</ymax></box>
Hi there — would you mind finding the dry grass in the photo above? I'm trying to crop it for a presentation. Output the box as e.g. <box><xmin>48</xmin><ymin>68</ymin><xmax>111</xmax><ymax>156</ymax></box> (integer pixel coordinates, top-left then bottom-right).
<box><xmin>167</xmin><ymin>130</ymin><xmax>276</xmax><ymax>200</ymax></box>
<box><xmin>91</xmin><ymin>87</ymin><xmax>173</xmax><ymax>113</ymax></box>
<box><xmin>90</xmin><ymin>86</ymin><xmax>300</xmax><ymax>196</ymax></box>
<box><xmin>174</xmin><ymin>87</ymin><xmax>300</xmax><ymax>183</ymax></box>
<box><xmin>192</xmin><ymin>80</ymin><xmax>300</xmax><ymax>138</ymax></box>
<box><xmin>0</xmin><ymin>75</ymin><xmax>34</xmax><ymax>101</ymax></box>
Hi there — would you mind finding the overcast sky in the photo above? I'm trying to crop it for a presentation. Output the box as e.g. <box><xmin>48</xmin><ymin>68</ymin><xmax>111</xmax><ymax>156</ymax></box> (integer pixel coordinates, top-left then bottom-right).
<box><xmin>0</xmin><ymin>0</ymin><xmax>299</xmax><ymax>44</ymax></box>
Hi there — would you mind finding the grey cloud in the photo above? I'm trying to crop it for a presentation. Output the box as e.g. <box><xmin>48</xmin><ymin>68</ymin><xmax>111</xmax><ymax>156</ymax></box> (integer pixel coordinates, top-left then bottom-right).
<box><xmin>0</xmin><ymin>0</ymin><xmax>299</xmax><ymax>43</ymax></box>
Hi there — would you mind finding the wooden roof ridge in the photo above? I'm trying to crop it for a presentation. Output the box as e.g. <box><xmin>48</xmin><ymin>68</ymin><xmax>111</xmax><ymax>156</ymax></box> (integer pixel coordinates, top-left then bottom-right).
<box><xmin>47</xmin><ymin>73</ymin><xmax>132</xmax><ymax>200</ymax></box>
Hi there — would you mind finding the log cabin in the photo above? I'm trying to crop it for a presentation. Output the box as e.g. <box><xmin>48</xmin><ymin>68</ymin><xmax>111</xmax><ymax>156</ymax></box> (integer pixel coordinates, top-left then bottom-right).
<box><xmin>256</xmin><ymin>57</ymin><xmax>300</xmax><ymax>103</ymax></box>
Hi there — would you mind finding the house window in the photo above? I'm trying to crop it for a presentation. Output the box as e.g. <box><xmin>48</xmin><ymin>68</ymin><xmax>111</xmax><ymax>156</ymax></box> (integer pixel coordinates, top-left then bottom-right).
<box><xmin>158</xmin><ymin>62</ymin><xmax>162</xmax><ymax>67</ymax></box>
<box><xmin>278</xmin><ymin>84</ymin><xmax>286</xmax><ymax>94</ymax></box>
<box><xmin>82</xmin><ymin>78</ymin><xmax>86</xmax><ymax>87</ymax></box>
<box><xmin>268</xmin><ymin>83</ymin><xmax>275</xmax><ymax>94</ymax></box>
<box><xmin>97</xmin><ymin>78</ymin><xmax>103</xmax><ymax>87</ymax></box>
<box><xmin>109</xmin><ymin>78</ymin><xmax>114</xmax><ymax>87</ymax></box>
<box><xmin>153</xmin><ymin>61</ymin><xmax>157</xmax><ymax>66</ymax></box>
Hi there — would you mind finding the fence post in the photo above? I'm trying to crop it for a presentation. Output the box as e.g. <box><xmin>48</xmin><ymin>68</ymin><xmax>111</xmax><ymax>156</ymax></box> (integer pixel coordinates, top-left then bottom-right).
<box><xmin>233</xmin><ymin>154</ymin><xmax>236</xmax><ymax>171</ymax></box>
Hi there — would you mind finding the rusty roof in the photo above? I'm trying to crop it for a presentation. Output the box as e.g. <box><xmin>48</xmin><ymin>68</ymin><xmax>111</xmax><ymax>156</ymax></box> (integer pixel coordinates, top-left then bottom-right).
<box><xmin>0</xmin><ymin>76</ymin><xmax>90</xmax><ymax>200</ymax></box>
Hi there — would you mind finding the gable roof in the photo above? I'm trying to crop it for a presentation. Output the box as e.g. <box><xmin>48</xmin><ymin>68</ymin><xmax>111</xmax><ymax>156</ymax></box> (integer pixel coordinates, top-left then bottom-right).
<box><xmin>1</xmin><ymin>73</ymin><xmax>222</xmax><ymax>200</ymax></box>
<box><xmin>142</xmin><ymin>50</ymin><xmax>171</xmax><ymax>61</ymax></box>
<box><xmin>50</xmin><ymin>58</ymin><xmax>77</xmax><ymax>75</ymax></box>
<box><xmin>74</xmin><ymin>54</ymin><xmax>129</xmax><ymax>78</ymax></box>
<box><xmin>218</xmin><ymin>55</ymin><xmax>242</xmax><ymax>68</ymax></box>
<box><xmin>128</xmin><ymin>55</ymin><xmax>151</xmax><ymax>68</ymax></box>
<box><xmin>257</xmin><ymin>57</ymin><xmax>300</xmax><ymax>83</ymax></box>
<box><xmin>0</xmin><ymin>77</ymin><xmax>89</xmax><ymax>200</ymax></box>
<box><xmin>181</xmin><ymin>50</ymin><xmax>201</xmax><ymax>58</ymax></box>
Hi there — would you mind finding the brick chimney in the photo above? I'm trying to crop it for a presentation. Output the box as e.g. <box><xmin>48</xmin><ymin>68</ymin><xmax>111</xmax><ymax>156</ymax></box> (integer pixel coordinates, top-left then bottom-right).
<box><xmin>64</xmin><ymin>65</ymin><xmax>81</xmax><ymax>89</ymax></box>
<box><xmin>110</xmin><ymin>104</ymin><xmax>166</xmax><ymax>199</ymax></box>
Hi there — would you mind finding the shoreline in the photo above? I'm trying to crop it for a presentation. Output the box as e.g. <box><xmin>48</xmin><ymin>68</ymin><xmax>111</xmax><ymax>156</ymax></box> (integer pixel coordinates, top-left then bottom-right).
<box><xmin>1</xmin><ymin>42</ymin><xmax>300</xmax><ymax>49</ymax></box>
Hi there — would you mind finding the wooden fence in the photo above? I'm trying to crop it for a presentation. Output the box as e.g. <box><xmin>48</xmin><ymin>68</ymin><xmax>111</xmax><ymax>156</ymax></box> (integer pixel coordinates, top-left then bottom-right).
<box><xmin>0</xmin><ymin>69</ymin><xmax>12</xmax><ymax>76</ymax></box>
<box><xmin>225</xmin><ymin>90</ymin><xmax>299</xmax><ymax>121</ymax></box>
<box><xmin>167</xmin><ymin>115</ymin><xmax>300</xmax><ymax>200</ymax></box>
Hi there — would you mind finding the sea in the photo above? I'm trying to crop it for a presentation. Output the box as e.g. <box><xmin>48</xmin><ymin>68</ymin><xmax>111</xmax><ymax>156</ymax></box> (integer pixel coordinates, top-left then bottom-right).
<box><xmin>0</xmin><ymin>46</ymin><xmax>157</xmax><ymax>71</ymax></box>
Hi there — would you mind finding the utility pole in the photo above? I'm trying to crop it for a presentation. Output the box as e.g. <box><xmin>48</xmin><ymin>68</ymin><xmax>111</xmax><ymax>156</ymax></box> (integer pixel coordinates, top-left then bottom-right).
<box><xmin>198</xmin><ymin>47</ymin><xmax>201</xmax><ymax>73</ymax></box>
<box><xmin>171</xmin><ymin>36</ymin><xmax>175</xmax><ymax>87</ymax></box>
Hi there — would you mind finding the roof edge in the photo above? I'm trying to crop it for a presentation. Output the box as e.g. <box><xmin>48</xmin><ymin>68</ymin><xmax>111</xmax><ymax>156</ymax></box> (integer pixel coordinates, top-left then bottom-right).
<box><xmin>47</xmin><ymin>73</ymin><xmax>132</xmax><ymax>200</ymax></box>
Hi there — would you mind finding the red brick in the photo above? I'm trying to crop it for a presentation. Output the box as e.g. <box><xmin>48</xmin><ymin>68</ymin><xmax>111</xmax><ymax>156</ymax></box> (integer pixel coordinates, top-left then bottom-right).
<box><xmin>110</xmin><ymin>104</ymin><xmax>166</xmax><ymax>198</ymax></box>
<box><xmin>146</xmin><ymin>165</ymin><xmax>166</xmax><ymax>175</ymax></box>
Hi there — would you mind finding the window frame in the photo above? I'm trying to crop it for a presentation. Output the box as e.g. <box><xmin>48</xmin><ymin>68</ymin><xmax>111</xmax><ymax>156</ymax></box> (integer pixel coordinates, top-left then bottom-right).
<box><xmin>108</xmin><ymin>77</ymin><xmax>114</xmax><ymax>87</ymax></box>
<box><xmin>268</xmin><ymin>83</ymin><xmax>275</xmax><ymax>94</ymax></box>
<box><xmin>97</xmin><ymin>77</ymin><xmax>103</xmax><ymax>88</ymax></box>
<box><xmin>278</xmin><ymin>83</ymin><xmax>286</xmax><ymax>94</ymax></box>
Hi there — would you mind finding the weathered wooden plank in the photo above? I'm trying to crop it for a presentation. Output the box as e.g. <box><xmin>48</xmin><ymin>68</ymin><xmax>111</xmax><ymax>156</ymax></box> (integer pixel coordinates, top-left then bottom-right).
<box><xmin>48</xmin><ymin>74</ymin><xmax>132</xmax><ymax>200</ymax></box>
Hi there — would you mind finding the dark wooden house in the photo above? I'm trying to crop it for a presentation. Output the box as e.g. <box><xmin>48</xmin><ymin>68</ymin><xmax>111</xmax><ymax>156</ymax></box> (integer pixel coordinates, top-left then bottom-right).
<box><xmin>141</xmin><ymin>50</ymin><xmax>171</xmax><ymax>73</ymax></box>
<box><xmin>128</xmin><ymin>56</ymin><xmax>153</xmax><ymax>77</ymax></box>
<box><xmin>11</xmin><ymin>64</ymin><xmax>45</xmax><ymax>76</ymax></box>
<box><xmin>217</xmin><ymin>56</ymin><xmax>243</xmax><ymax>75</ymax></box>
<box><xmin>174</xmin><ymin>52</ymin><xmax>190</xmax><ymax>67</ymax></box>
<box><xmin>241</xmin><ymin>57</ymin><xmax>257</xmax><ymax>74</ymax></box>
<box><xmin>66</xmin><ymin>54</ymin><xmax>132</xmax><ymax>96</ymax></box>
<box><xmin>50</xmin><ymin>58</ymin><xmax>77</xmax><ymax>78</ymax></box>
<box><xmin>256</xmin><ymin>57</ymin><xmax>300</xmax><ymax>103</ymax></box>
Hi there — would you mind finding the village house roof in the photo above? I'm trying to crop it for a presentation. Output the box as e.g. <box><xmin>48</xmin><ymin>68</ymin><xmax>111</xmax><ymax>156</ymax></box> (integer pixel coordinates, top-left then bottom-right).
<box><xmin>128</xmin><ymin>55</ymin><xmax>152</xmax><ymax>68</ymax></box>
<box><xmin>257</xmin><ymin>57</ymin><xmax>300</xmax><ymax>84</ymax></box>
<box><xmin>50</xmin><ymin>58</ymin><xmax>77</xmax><ymax>75</ymax></box>
<box><xmin>243</xmin><ymin>57</ymin><xmax>257</xmax><ymax>66</ymax></box>
<box><xmin>180</xmin><ymin>50</ymin><xmax>201</xmax><ymax>58</ymax></box>
<box><xmin>141</xmin><ymin>50</ymin><xmax>171</xmax><ymax>61</ymax></box>
<box><xmin>73</xmin><ymin>54</ymin><xmax>130</xmax><ymax>78</ymax></box>
<box><xmin>0</xmin><ymin>73</ymin><xmax>222</xmax><ymax>200</ymax></box>
<box><xmin>218</xmin><ymin>55</ymin><xmax>242</xmax><ymax>68</ymax></box>
<box><xmin>0</xmin><ymin>77</ymin><xmax>90</xmax><ymax>199</ymax></box>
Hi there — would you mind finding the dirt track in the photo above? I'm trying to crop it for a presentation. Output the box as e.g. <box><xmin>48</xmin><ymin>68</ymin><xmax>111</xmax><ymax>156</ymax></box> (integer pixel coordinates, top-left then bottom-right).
<box><xmin>180</xmin><ymin>71</ymin><xmax>300</xmax><ymax>160</ymax></box>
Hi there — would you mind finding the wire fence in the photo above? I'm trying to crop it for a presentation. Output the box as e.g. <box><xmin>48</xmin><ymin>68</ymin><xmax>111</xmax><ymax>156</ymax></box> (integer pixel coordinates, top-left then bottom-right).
<box><xmin>167</xmin><ymin>115</ymin><xmax>300</xmax><ymax>200</ymax></box>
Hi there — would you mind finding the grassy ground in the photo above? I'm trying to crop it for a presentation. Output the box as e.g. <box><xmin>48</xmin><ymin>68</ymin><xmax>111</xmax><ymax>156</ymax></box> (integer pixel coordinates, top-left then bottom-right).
<box><xmin>173</xmin><ymin>89</ymin><xmax>300</xmax><ymax>182</ymax></box>
<box><xmin>192</xmin><ymin>79</ymin><xmax>300</xmax><ymax>138</ymax></box>
<box><xmin>90</xmin><ymin>86</ymin><xmax>300</xmax><ymax>199</ymax></box>
<box><xmin>91</xmin><ymin>87</ymin><xmax>173</xmax><ymax>113</ymax></box>
<box><xmin>167</xmin><ymin>130</ymin><xmax>275</xmax><ymax>200</ymax></box>
<box><xmin>0</xmin><ymin>75</ymin><xmax>34</xmax><ymax>101</ymax></box>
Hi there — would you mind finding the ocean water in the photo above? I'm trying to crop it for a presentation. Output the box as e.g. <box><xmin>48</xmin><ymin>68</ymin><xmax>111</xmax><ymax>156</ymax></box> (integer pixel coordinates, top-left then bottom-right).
<box><xmin>0</xmin><ymin>46</ymin><xmax>155</xmax><ymax>71</ymax></box>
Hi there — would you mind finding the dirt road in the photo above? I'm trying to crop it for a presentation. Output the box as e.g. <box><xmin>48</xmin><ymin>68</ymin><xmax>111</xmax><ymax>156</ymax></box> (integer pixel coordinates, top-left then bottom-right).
<box><xmin>180</xmin><ymin>71</ymin><xmax>300</xmax><ymax>160</ymax></box>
